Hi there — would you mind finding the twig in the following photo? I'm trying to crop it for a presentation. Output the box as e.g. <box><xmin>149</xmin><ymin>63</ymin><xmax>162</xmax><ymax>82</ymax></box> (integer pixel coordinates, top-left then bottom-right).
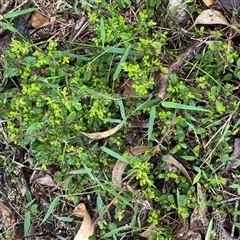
<box><xmin>217</xmin><ymin>196</ymin><xmax>240</xmax><ymax>205</ymax></box>
<box><xmin>155</xmin><ymin>39</ymin><xmax>206</xmax><ymax>99</ymax></box>
<box><xmin>231</xmin><ymin>200</ymin><xmax>238</xmax><ymax>238</ymax></box>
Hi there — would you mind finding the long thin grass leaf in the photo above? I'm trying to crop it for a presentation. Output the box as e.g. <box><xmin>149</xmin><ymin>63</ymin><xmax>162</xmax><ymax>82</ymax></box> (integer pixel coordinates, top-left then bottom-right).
<box><xmin>101</xmin><ymin>146</ymin><xmax>128</xmax><ymax>162</ymax></box>
<box><xmin>82</xmin><ymin>163</ymin><xmax>104</xmax><ymax>189</ymax></box>
<box><xmin>113</xmin><ymin>45</ymin><xmax>131</xmax><ymax>80</ymax></box>
<box><xmin>162</xmin><ymin>101</ymin><xmax>212</xmax><ymax>112</ymax></box>
<box><xmin>104</xmin><ymin>46</ymin><xmax>141</xmax><ymax>56</ymax></box>
<box><xmin>0</xmin><ymin>21</ymin><xmax>17</xmax><ymax>32</ymax></box>
<box><xmin>100</xmin><ymin>17</ymin><xmax>105</xmax><ymax>49</ymax></box>
<box><xmin>138</xmin><ymin>97</ymin><xmax>160</xmax><ymax>110</ymax></box>
<box><xmin>205</xmin><ymin>217</ymin><xmax>213</xmax><ymax>240</ymax></box>
<box><xmin>116</xmin><ymin>99</ymin><xmax>126</xmax><ymax>122</ymax></box>
<box><xmin>41</xmin><ymin>197</ymin><xmax>60</xmax><ymax>224</ymax></box>
<box><xmin>24</xmin><ymin>211</ymin><xmax>31</xmax><ymax>237</ymax></box>
<box><xmin>3</xmin><ymin>8</ymin><xmax>38</xmax><ymax>18</ymax></box>
<box><xmin>148</xmin><ymin>106</ymin><xmax>155</xmax><ymax>141</ymax></box>
<box><xmin>100</xmin><ymin>226</ymin><xmax>127</xmax><ymax>238</ymax></box>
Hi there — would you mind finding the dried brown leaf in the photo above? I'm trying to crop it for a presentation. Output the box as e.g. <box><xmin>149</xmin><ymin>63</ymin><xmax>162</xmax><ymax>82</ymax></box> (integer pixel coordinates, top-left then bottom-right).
<box><xmin>166</xmin><ymin>155</ymin><xmax>192</xmax><ymax>184</ymax></box>
<box><xmin>112</xmin><ymin>146</ymin><xmax>150</xmax><ymax>186</ymax></box>
<box><xmin>194</xmin><ymin>9</ymin><xmax>229</xmax><ymax>25</ymax></box>
<box><xmin>29</xmin><ymin>11</ymin><xmax>52</xmax><ymax>29</ymax></box>
<box><xmin>138</xmin><ymin>224</ymin><xmax>157</xmax><ymax>238</ymax></box>
<box><xmin>35</xmin><ymin>174</ymin><xmax>56</xmax><ymax>187</ymax></box>
<box><xmin>202</xmin><ymin>0</ymin><xmax>216</xmax><ymax>7</ymax></box>
<box><xmin>0</xmin><ymin>202</ymin><xmax>15</xmax><ymax>231</ymax></box>
<box><xmin>72</xmin><ymin>203</ymin><xmax>94</xmax><ymax>240</ymax></box>
<box><xmin>81</xmin><ymin>122</ymin><xmax>124</xmax><ymax>140</ymax></box>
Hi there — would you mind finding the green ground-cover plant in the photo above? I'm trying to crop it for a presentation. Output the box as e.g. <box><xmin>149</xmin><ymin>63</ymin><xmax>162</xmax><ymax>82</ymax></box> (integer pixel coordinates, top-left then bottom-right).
<box><xmin>0</xmin><ymin>1</ymin><xmax>240</xmax><ymax>239</ymax></box>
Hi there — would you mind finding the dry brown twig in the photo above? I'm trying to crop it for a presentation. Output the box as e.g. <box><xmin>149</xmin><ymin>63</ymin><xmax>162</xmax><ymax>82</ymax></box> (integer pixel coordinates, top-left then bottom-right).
<box><xmin>155</xmin><ymin>39</ymin><xmax>206</xmax><ymax>99</ymax></box>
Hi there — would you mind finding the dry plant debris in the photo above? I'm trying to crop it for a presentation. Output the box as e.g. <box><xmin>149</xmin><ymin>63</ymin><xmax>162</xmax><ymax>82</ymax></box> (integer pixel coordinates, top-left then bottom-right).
<box><xmin>71</xmin><ymin>203</ymin><xmax>94</xmax><ymax>240</ymax></box>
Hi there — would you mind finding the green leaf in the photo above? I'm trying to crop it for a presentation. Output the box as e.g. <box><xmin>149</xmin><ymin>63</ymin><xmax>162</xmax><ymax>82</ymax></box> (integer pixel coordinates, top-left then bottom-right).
<box><xmin>205</xmin><ymin>217</ymin><xmax>213</xmax><ymax>240</ymax></box>
<box><xmin>229</xmin><ymin>184</ymin><xmax>240</xmax><ymax>189</ymax></box>
<box><xmin>3</xmin><ymin>8</ymin><xmax>38</xmax><ymax>18</ymax></box>
<box><xmin>82</xmin><ymin>163</ymin><xmax>104</xmax><ymax>189</ymax></box>
<box><xmin>101</xmin><ymin>146</ymin><xmax>128</xmax><ymax>162</ymax></box>
<box><xmin>24</xmin><ymin>211</ymin><xmax>31</xmax><ymax>237</ymax></box>
<box><xmin>115</xmin><ymin>99</ymin><xmax>126</xmax><ymax>122</ymax></box>
<box><xmin>3</xmin><ymin>67</ymin><xmax>20</xmax><ymax>78</ymax></box>
<box><xmin>160</xmin><ymin>66</ymin><xmax>168</xmax><ymax>74</ymax></box>
<box><xmin>100</xmin><ymin>17</ymin><xmax>105</xmax><ymax>49</ymax></box>
<box><xmin>148</xmin><ymin>106</ymin><xmax>156</xmax><ymax>142</ymax></box>
<box><xmin>138</xmin><ymin>97</ymin><xmax>160</xmax><ymax>110</ymax></box>
<box><xmin>193</xmin><ymin>172</ymin><xmax>201</xmax><ymax>185</ymax></box>
<box><xmin>233</xmin><ymin>118</ymin><xmax>240</xmax><ymax>130</ymax></box>
<box><xmin>100</xmin><ymin>226</ymin><xmax>127</xmax><ymax>238</ymax></box>
<box><xmin>55</xmin><ymin>216</ymin><xmax>73</xmax><ymax>222</ymax></box>
<box><xmin>151</xmin><ymin>41</ymin><xmax>161</xmax><ymax>49</ymax></box>
<box><xmin>161</xmin><ymin>101</ymin><xmax>212</xmax><ymax>113</ymax></box>
<box><xmin>113</xmin><ymin>45</ymin><xmax>131</xmax><ymax>80</ymax></box>
<box><xmin>66</xmin><ymin>111</ymin><xmax>76</xmax><ymax>124</ymax></box>
<box><xmin>41</xmin><ymin>197</ymin><xmax>60</xmax><ymax>224</ymax></box>
<box><xmin>180</xmin><ymin>156</ymin><xmax>196</xmax><ymax>161</ymax></box>
<box><xmin>103</xmin><ymin>47</ymin><xmax>141</xmax><ymax>56</ymax></box>
<box><xmin>70</xmin><ymin>169</ymin><xmax>88</xmax><ymax>174</ymax></box>
<box><xmin>0</xmin><ymin>21</ymin><xmax>17</xmax><ymax>32</ymax></box>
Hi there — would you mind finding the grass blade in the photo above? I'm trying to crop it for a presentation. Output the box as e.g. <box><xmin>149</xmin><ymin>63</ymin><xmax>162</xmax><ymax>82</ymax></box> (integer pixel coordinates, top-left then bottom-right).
<box><xmin>41</xmin><ymin>197</ymin><xmax>59</xmax><ymax>224</ymax></box>
<box><xmin>101</xmin><ymin>146</ymin><xmax>128</xmax><ymax>162</ymax></box>
<box><xmin>104</xmin><ymin>46</ymin><xmax>140</xmax><ymax>56</ymax></box>
<box><xmin>148</xmin><ymin>106</ymin><xmax>156</xmax><ymax>141</ymax></box>
<box><xmin>82</xmin><ymin>163</ymin><xmax>104</xmax><ymax>189</ymax></box>
<box><xmin>205</xmin><ymin>217</ymin><xmax>213</xmax><ymax>240</ymax></box>
<box><xmin>115</xmin><ymin>99</ymin><xmax>126</xmax><ymax>122</ymax></box>
<box><xmin>0</xmin><ymin>21</ymin><xmax>18</xmax><ymax>32</ymax></box>
<box><xmin>3</xmin><ymin>8</ymin><xmax>38</xmax><ymax>19</ymax></box>
<box><xmin>100</xmin><ymin>17</ymin><xmax>105</xmax><ymax>49</ymax></box>
<box><xmin>162</xmin><ymin>101</ymin><xmax>212</xmax><ymax>113</ymax></box>
<box><xmin>24</xmin><ymin>211</ymin><xmax>31</xmax><ymax>237</ymax></box>
<box><xmin>113</xmin><ymin>45</ymin><xmax>131</xmax><ymax>80</ymax></box>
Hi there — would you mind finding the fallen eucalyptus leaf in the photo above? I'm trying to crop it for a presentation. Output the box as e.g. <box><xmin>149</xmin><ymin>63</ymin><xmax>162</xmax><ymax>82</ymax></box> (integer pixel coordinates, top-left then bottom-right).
<box><xmin>138</xmin><ymin>224</ymin><xmax>157</xmax><ymax>238</ymax></box>
<box><xmin>71</xmin><ymin>203</ymin><xmax>94</xmax><ymax>240</ymax></box>
<box><xmin>112</xmin><ymin>146</ymin><xmax>150</xmax><ymax>186</ymax></box>
<box><xmin>81</xmin><ymin>122</ymin><xmax>124</xmax><ymax>140</ymax></box>
<box><xmin>29</xmin><ymin>11</ymin><xmax>52</xmax><ymax>29</ymax></box>
<box><xmin>166</xmin><ymin>155</ymin><xmax>192</xmax><ymax>184</ymax></box>
<box><xmin>194</xmin><ymin>9</ymin><xmax>229</xmax><ymax>26</ymax></box>
<box><xmin>35</xmin><ymin>174</ymin><xmax>56</xmax><ymax>187</ymax></box>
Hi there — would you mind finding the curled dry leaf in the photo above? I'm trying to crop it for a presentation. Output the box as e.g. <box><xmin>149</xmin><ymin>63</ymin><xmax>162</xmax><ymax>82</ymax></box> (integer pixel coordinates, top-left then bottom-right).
<box><xmin>202</xmin><ymin>0</ymin><xmax>215</xmax><ymax>7</ymax></box>
<box><xmin>35</xmin><ymin>174</ymin><xmax>56</xmax><ymax>187</ymax></box>
<box><xmin>29</xmin><ymin>11</ymin><xmax>52</xmax><ymax>29</ymax></box>
<box><xmin>71</xmin><ymin>203</ymin><xmax>94</xmax><ymax>240</ymax></box>
<box><xmin>0</xmin><ymin>202</ymin><xmax>15</xmax><ymax>232</ymax></box>
<box><xmin>81</xmin><ymin>122</ymin><xmax>124</xmax><ymax>140</ymax></box>
<box><xmin>138</xmin><ymin>224</ymin><xmax>157</xmax><ymax>239</ymax></box>
<box><xmin>112</xmin><ymin>146</ymin><xmax>150</xmax><ymax>186</ymax></box>
<box><xmin>166</xmin><ymin>155</ymin><xmax>192</xmax><ymax>184</ymax></box>
<box><xmin>194</xmin><ymin>9</ymin><xmax>229</xmax><ymax>25</ymax></box>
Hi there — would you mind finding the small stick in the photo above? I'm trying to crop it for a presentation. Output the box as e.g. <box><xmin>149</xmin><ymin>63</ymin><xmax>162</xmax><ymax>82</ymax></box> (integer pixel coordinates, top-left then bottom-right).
<box><xmin>155</xmin><ymin>39</ymin><xmax>206</xmax><ymax>99</ymax></box>
<box><xmin>231</xmin><ymin>200</ymin><xmax>238</xmax><ymax>237</ymax></box>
